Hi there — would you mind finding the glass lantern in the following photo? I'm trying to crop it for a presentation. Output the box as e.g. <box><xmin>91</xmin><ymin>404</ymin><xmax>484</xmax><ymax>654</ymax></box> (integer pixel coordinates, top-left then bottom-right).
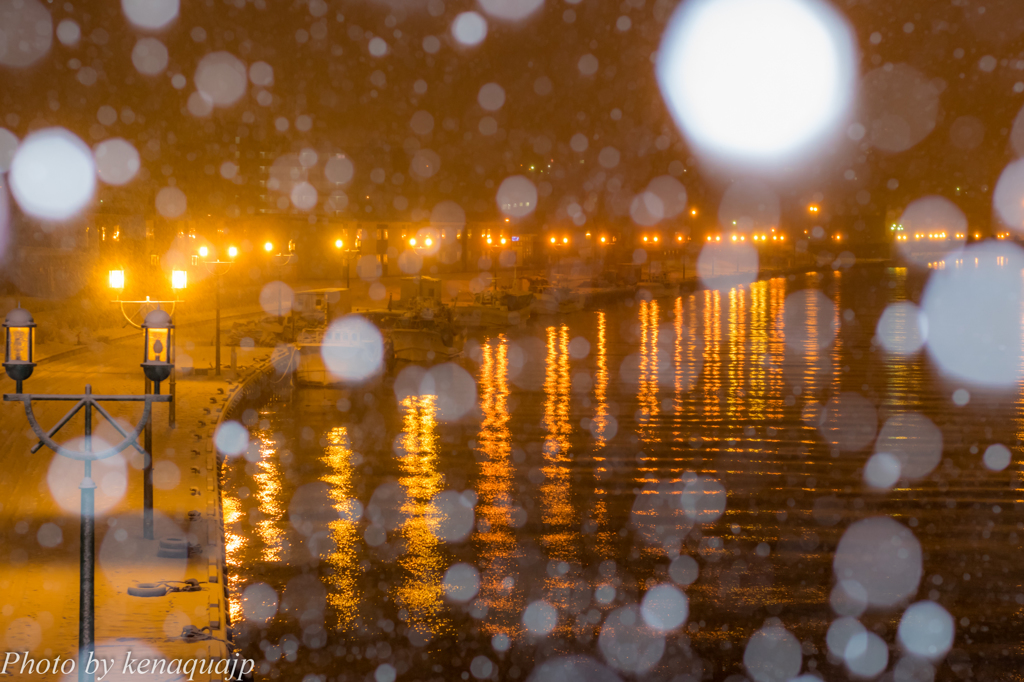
<box><xmin>3</xmin><ymin>306</ymin><xmax>36</xmax><ymax>390</ymax></box>
<box><xmin>141</xmin><ymin>309</ymin><xmax>174</xmax><ymax>388</ymax></box>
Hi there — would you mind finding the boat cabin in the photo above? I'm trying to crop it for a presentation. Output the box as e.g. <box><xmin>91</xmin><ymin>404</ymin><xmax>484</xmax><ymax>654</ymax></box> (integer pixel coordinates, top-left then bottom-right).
<box><xmin>400</xmin><ymin>276</ymin><xmax>442</xmax><ymax>304</ymax></box>
<box><xmin>294</xmin><ymin>288</ymin><xmax>352</xmax><ymax>322</ymax></box>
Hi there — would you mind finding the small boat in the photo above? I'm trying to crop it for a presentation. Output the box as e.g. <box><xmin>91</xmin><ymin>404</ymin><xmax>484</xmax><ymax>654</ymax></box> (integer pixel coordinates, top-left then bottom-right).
<box><xmin>527</xmin><ymin>277</ymin><xmax>584</xmax><ymax>315</ymax></box>
<box><xmin>577</xmin><ymin>272</ymin><xmax>634</xmax><ymax>307</ymax></box>
<box><xmin>294</xmin><ymin>324</ymin><xmax>392</xmax><ymax>387</ymax></box>
<box><xmin>451</xmin><ymin>290</ymin><xmax>532</xmax><ymax>328</ymax></box>
<box><xmin>500</xmin><ymin>290</ymin><xmax>535</xmax><ymax>312</ymax></box>
<box><xmin>635</xmin><ymin>274</ymin><xmax>681</xmax><ymax>300</ymax></box>
<box><xmin>370</xmin><ymin>306</ymin><xmax>463</xmax><ymax>364</ymax></box>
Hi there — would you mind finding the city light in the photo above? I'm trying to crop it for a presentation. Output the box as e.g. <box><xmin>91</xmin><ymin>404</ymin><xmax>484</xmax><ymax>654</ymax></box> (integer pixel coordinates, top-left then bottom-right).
<box><xmin>228</xmin><ymin>246</ymin><xmax>238</xmax><ymax>258</ymax></box>
<box><xmin>425</xmin><ymin>237</ymin><xmax>433</xmax><ymax>247</ymax></box>
<box><xmin>171</xmin><ymin>270</ymin><xmax>187</xmax><ymax>290</ymax></box>
<box><xmin>500</xmin><ymin>237</ymin><xmax>506</xmax><ymax>245</ymax></box>
<box><xmin>563</xmin><ymin>237</ymin><xmax>568</xmax><ymax>244</ymax></box>
<box><xmin>264</xmin><ymin>241</ymin><xmax>273</xmax><ymax>252</ymax></box>
<box><xmin>410</xmin><ymin>237</ymin><xmax>418</xmax><ymax>246</ymax></box>
<box><xmin>198</xmin><ymin>246</ymin><xmax>209</xmax><ymax>258</ymax></box>
<box><xmin>335</xmin><ymin>239</ymin><xmax>343</xmax><ymax>248</ymax></box>
<box><xmin>550</xmin><ymin>236</ymin><xmax>556</xmax><ymax>244</ymax></box>
<box><xmin>108</xmin><ymin>269</ymin><xmax>125</xmax><ymax>290</ymax></box>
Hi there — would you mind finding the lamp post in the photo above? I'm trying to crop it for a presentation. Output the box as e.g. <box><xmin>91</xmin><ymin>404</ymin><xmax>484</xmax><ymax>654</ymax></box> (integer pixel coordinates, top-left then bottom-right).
<box><xmin>108</xmin><ymin>268</ymin><xmax>186</xmax><ymax>428</ymax></box>
<box><xmin>334</xmin><ymin>238</ymin><xmax>351</xmax><ymax>288</ymax></box>
<box><xmin>200</xmin><ymin>246</ymin><xmax>236</xmax><ymax>376</ymax></box>
<box><xmin>3</xmin><ymin>307</ymin><xmax>172</xmax><ymax>682</ymax></box>
<box><xmin>270</xmin><ymin>249</ymin><xmax>297</xmax><ymax>323</ymax></box>
<box><xmin>107</xmin><ymin>272</ymin><xmax>183</xmax><ymax>540</ymax></box>
<box><xmin>140</xmin><ymin>310</ymin><xmax>173</xmax><ymax>540</ymax></box>
<box><xmin>410</xmin><ymin>231</ymin><xmax>438</xmax><ymax>283</ymax></box>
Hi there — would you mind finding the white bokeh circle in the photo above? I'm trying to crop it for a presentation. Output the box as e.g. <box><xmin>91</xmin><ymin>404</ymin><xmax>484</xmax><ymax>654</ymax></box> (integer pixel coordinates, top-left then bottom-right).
<box><xmin>10</xmin><ymin>128</ymin><xmax>96</xmax><ymax>221</ymax></box>
<box><xmin>657</xmin><ymin>0</ymin><xmax>856</xmax><ymax>164</ymax></box>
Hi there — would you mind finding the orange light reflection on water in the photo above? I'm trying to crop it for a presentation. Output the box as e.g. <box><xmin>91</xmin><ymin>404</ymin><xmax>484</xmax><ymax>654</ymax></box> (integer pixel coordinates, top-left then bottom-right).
<box><xmin>540</xmin><ymin>324</ymin><xmax>580</xmax><ymax>635</ymax></box>
<box><xmin>703</xmin><ymin>289</ymin><xmax>722</xmax><ymax>423</ymax></box>
<box><xmin>727</xmin><ymin>286</ymin><xmax>746</xmax><ymax>421</ymax></box>
<box><xmin>591</xmin><ymin>312</ymin><xmax>614</xmax><ymax>557</ymax></box>
<box><xmin>637</xmin><ymin>299</ymin><xmax>660</xmax><ymax>455</ymax></box>
<box><xmin>253</xmin><ymin>430</ymin><xmax>285</xmax><ymax>563</ymax></box>
<box><xmin>395</xmin><ymin>395</ymin><xmax>451</xmax><ymax>641</ymax></box>
<box><xmin>475</xmin><ymin>336</ymin><xmax>523</xmax><ymax>639</ymax></box>
<box><xmin>223</xmin><ymin>494</ymin><xmax>245</xmax><ymax>626</ymax></box>
<box><xmin>322</xmin><ymin>426</ymin><xmax>362</xmax><ymax>630</ymax></box>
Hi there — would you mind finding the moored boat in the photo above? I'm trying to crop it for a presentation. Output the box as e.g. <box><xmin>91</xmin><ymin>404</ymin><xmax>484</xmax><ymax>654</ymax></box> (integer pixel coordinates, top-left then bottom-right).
<box><xmin>635</xmin><ymin>274</ymin><xmax>681</xmax><ymax>299</ymax></box>
<box><xmin>369</xmin><ymin>305</ymin><xmax>463</xmax><ymax>364</ymax></box>
<box><xmin>577</xmin><ymin>272</ymin><xmax>635</xmax><ymax>307</ymax></box>
<box><xmin>294</xmin><ymin>324</ymin><xmax>393</xmax><ymax>387</ymax></box>
<box><xmin>527</xmin><ymin>277</ymin><xmax>584</xmax><ymax>315</ymax></box>
<box><xmin>452</xmin><ymin>290</ymin><xmax>532</xmax><ymax>327</ymax></box>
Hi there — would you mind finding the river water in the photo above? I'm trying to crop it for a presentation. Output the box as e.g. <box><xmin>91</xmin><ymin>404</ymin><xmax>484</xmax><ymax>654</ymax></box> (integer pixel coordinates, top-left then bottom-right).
<box><xmin>222</xmin><ymin>265</ymin><xmax>1024</xmax><ymax>682</ymax></box>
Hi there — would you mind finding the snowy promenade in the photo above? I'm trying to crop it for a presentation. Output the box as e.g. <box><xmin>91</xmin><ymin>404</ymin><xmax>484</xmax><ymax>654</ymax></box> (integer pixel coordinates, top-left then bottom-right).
<box><xmin>0</xmin><ymin>305</ymin><xmax>271</xmax><ymax>681</ymax></box>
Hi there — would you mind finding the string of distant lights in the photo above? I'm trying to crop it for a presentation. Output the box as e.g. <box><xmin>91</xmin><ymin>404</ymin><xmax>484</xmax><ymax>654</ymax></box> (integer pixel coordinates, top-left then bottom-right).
<box><xmin>705</xmin><ymin>233</ymin><xmax>786</xmax><ymax>242</ymax></box>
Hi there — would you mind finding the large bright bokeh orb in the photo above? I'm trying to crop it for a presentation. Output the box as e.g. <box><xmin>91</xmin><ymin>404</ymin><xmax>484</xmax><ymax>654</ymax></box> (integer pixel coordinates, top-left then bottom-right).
<box><xmin>657</xmin><ymin>0</ymin><xmax>857</xmax><ymax>164</ymax></box>
<box><xmin>10</xmin><ymin>128</ymin><xmax>96</xmax><ymax>222</ymax></box>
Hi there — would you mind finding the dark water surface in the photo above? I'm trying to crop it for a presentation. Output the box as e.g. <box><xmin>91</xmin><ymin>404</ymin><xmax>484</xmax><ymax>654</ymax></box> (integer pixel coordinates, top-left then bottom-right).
<box><xmin>223</xmin><ymin>266</ymin><xmax>1024</xmax><ymax>682</ymax></box>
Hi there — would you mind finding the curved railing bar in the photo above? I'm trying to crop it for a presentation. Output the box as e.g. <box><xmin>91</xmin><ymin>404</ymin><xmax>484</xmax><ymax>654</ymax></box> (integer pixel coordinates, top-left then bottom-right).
<box><xmin>17</xmin><ymin>396</ymin><xmax>155</xmax><ymax>461</ymax></box>
<box><xmin>29</xmin><ymin>398</ymin><xmax>87</xmax><ymax>454</ymax></box>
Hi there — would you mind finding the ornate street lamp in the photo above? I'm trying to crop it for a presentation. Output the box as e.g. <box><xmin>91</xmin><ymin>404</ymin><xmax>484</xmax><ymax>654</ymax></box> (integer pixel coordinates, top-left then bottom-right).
<box><xmin>141</xmin><ymin>309</ymin><xmax>174</xmax><ymax>391</ymax></box>
<box><xmin>3</xmin><ymin>306</ymin><xmax>36</xmax><ymax>393</ymax></box>
<box><xmin>108</xmin><ymin>267</ymin><xmax>183</xmax><ymax>429</ymax></box>
<box><xmin>3</xmin><ymin>307</ymin><xmax>171</xmax><ymax>682</ymax></box>
<box><xmin>139</xmin><ymin>308</ymin><xmax>174</xmax><ymax>542</ymax></box>
<box><xmin>108</xmin><ymin>268</ymin><xmax>183</xmax><ymax>329</ymax></box>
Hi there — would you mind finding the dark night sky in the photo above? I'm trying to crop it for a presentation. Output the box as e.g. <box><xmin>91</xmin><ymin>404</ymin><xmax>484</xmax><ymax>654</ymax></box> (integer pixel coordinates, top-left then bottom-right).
<box><xmin>2</xmin><ymin>0</ymin><xmax>1024</xmax><ymax>236</ymax></box>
